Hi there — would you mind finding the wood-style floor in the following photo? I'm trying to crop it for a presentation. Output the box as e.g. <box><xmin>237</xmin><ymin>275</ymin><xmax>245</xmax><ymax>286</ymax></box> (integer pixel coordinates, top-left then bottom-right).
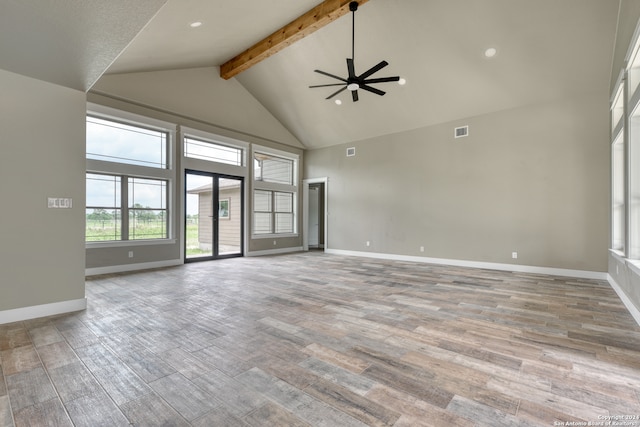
<box><xmin>1</xmin><ymin>252</ymin><xmax>640</xmax><ymax>426</ymax></box>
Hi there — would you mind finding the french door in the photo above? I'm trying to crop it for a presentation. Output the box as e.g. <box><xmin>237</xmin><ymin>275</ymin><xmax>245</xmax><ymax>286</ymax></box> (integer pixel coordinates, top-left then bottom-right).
<box><xmin>185</xmin><ymin>170</ymin><xmax>243</xmax><ymax>261</ymax></box>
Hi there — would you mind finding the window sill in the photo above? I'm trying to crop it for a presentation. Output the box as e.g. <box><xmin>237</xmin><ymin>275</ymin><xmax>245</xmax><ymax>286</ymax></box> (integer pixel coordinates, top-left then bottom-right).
<box><xmin>252</xmin><ymin>234</ymin><xmax>298</xmax><ymax>240</ymax></box>
<box><xmin>609</xmin><ymin>249</ymin><xmax>640</xmax><ymax>275</ymax></box>
<box><xmin>86</xmin><ymin>239</ymin><xmax>176</xmax><ymax>249</ymax></box>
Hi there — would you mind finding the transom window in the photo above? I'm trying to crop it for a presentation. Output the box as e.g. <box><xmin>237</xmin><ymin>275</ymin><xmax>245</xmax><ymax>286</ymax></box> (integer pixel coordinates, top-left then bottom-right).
<box><xmin>184</xmin><ymin>136</ymin><xmax>243</xmax><ymax>166</ymax></box>
<box><xmin>87</xmin><ymin>116</ymin><xmax>168</xmax><ymax>169</ymax></box>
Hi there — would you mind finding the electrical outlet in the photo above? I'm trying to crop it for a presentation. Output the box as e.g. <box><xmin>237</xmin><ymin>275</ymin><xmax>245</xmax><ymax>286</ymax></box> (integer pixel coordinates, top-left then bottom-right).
<box><xmin>512</xmin><ymin>252</ymin><xmax>518</xmax><ymax>259</ymax></box>
<box><xmin>273</xmin><ymin>240</ymin><xmax>277</xmax><ymax>246</ymax></box>
<box><xmin>420</xmin><ymin>246</ymin><xmax>425</xmax><ymax>252</ymax></box>
<box><xmin>128</xmin><ymin>251</ymin><xmax>133</xmax><ymax>258</ymax></box>
<box><xmin>366</xmin><ymin>241</ymin><xmax>370</xmax><ymax>247</ymax></box>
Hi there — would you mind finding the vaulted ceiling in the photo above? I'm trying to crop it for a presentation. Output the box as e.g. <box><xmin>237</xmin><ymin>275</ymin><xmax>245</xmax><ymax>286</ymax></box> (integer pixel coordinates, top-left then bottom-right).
<box><xmin>0</xmin><ymin>0</ymin><xmax>620</xmax><ymax>150</ymax></box>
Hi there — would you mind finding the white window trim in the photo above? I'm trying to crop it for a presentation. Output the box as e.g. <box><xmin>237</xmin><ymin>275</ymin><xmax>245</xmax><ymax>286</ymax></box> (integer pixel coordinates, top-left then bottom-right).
<box><xmin>85</xmin><ymin>106</ymin><xmax>176</xmax><ymax>246</ymax></box>
<box><xmin>251</xmin><ymin>145</ymin><xmax>299</xmax><ymax>238</ymax></box>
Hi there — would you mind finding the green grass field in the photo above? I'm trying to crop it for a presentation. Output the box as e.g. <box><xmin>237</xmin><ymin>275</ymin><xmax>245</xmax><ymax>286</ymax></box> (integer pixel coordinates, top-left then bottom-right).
<box><xmin>85</xmin><ymin>219</ymin><xmax>166</xmax><ymax>241</ymax></box>
<box><xmin>87</xmin><ymin>220</ymin><xmax>228</xmax><ymax>257</ymax></box>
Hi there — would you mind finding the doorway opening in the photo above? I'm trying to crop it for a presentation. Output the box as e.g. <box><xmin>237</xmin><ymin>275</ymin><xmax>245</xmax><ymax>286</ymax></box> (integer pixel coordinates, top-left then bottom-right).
<box><xmin>185</xmin><ymin>170</ymin><xmax>244</xmax><ymax>261</ymax></box>
<box><xmin>303</xmin><ymin>177</ymin><xmax>328</xmax><ymax>251</ymax></box>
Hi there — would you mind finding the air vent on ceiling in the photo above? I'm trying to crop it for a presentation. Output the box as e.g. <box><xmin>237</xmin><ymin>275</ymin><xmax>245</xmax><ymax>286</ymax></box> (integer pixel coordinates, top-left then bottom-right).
<box><xmin>346</xmin><ymin>147</ymin><xmax>356</xmax><ymax>157</ymax></box>
<box><xmin>454</xmin><ymin>125</ymin><xmax>469</xmax><ymax>138</ymax></box>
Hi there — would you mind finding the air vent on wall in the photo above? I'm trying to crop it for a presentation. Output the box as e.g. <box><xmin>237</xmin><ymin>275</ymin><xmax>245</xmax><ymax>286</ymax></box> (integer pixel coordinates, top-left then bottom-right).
<box><xmin>455</xmin><ymin>125</ymin><xmax>469</xmax><ymax>138</ymax></box>
<box><xmin>346</xmin><ymin>147</ymin><xmax>356</xmax><ymax>157</ymax></box>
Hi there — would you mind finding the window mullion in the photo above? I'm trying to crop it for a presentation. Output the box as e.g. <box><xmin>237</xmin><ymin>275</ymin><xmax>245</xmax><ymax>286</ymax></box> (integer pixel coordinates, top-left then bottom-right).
<box><xmin>271</xmin><ymin>191</ymin><xmax>276</xmax><ymax>234</ymax></box>
<box><xmin>121</xmin><ymin>176</ymin><xmax>129</xmax><ymax>240</ymax></box>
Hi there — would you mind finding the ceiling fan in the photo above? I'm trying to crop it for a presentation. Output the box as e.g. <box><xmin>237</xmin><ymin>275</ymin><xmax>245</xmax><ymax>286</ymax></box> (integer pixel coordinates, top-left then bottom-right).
<box><xmin>309</xmin><ymin>1</ymin><xmax>400</xmax><ymax>102</ymax></box>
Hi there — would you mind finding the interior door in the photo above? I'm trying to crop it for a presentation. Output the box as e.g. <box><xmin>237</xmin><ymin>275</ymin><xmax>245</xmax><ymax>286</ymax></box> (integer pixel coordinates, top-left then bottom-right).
<box><xmin>185</xmin><ymin>171</ymin><xmax>243</xmax><ymax>261</ymax></box>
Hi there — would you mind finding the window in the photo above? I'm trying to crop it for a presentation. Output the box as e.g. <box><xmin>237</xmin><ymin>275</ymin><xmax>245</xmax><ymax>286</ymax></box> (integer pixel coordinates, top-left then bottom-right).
<box><xmin>275</xmin><ymin>192</ymin><xmax>294</xmax><ymax>233</ymax></box>
<box><xmin>253</xmin><ymin>190</ymin><xmax>294</xmax><ymax>235</ymax></box>
<box><xmin>628</xmin><ymin>33</ymin><xmax>640</xmax><ymax>99</ymax></box>
<box><xmin>219</xmin><ymin>199</ymin><xmax>230</xmax><ymax>219</ymax></box>
<box><xmin>87</xmin><ymin>116</ymin><xmax>168</xmax><ymax>168</ymax></box>
<box><xmin>254</xmin><ymin>152</ymin><xmax>294</xmax><ymax>184</ymax></box>
<box><xmin>86</xmin><ymin>113</ymin><xmax>173</xmax><ymax>243</ymax></box>
<box><xmin>184</xmin><ymin>136</ymin><xmax>243</xmax><ymax>166</ymax></box>
<box><xmin>252</xmin><ymin>149</ymin><xmax>298</xmax><ymax>236</ymax></box>
<box><xmin>86</xmin><ymin>174</ymin><xmax>122</xmax><ymax>241</ymax></box>
<box><xmin>630</xmin><ymin>103</ymin><xmax>640</xmax><ymax>258</ymax></box>
<box><xmin>253</xmin><ymin>190</ymin><xmax>272</xmax><ymax>234</ymax></box>
<box><xmin>128</xmin><ymin>178</ymin><xmax>168</xmax><ymax>240</ymax></box>
<box><xmin>612</xmin><ymin>132</ymin><xmax>625</xmax><ymax>252</ymax></box>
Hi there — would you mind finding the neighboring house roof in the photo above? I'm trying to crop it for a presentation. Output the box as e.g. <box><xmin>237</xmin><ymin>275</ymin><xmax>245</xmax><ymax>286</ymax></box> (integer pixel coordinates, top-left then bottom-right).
<box><xmin>187</xmin><ymin>181</ymin><xmax>241</xmax><ymax>194</ymax></box>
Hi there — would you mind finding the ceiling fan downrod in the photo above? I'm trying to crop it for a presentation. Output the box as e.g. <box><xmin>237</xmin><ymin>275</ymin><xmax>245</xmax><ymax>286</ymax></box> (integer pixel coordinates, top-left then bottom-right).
<box><xmin>350</xmin><ymin>1</ymin><xmax>357</xmax><ymax>62</ymax></box>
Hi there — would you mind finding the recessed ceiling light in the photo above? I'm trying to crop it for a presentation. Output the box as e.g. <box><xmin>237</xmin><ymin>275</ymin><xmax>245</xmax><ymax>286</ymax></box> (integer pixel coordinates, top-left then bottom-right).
<box><xmin>335</xmin><ymin>99</ymin><xmax>342</xmax><ymax>105</ymax></box>
<box><xmin>484</xmin><ymin>47</ymin><xmax>497</xmax><ymax>58</ymax></box>
<box><xmin>190</xmin><ymin>21</ymin><xmax>203</xmax><ymax>28</ymax></box>
<box><xmin>398</xmin><ymin>78</ymin><xmax>407</xmax><ymax>86</ymax></box>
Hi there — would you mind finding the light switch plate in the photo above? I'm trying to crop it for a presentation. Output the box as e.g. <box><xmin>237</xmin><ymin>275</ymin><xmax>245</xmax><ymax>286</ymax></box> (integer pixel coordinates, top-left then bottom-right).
<box><xmin>48</xmin><ymin>197</ymin><xmax>72</xmax><ymax>208</ymax></box>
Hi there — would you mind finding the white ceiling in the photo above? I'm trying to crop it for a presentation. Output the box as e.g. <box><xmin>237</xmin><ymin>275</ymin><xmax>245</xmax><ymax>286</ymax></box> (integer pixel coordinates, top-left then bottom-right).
<box><xmin>1</xmin><ymin>0</ymin><xmax>620</xmax><ymax>149</ymax></box>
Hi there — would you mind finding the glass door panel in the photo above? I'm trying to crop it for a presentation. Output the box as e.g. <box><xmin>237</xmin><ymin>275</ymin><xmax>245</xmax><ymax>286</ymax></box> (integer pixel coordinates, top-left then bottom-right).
<box><xmin>218</xmin><ymin>177</ymin><xmax>243</xmax><ymax>256</ymax></box>
<box><xmin>186</xmin><ymin>173</ymin><xmax>214</xmax><ymax>259</ymax></box>
<box><xmin>185</xmin><ymin>171</ymin><xmax>243</xmax><ymax>261</ymax></box>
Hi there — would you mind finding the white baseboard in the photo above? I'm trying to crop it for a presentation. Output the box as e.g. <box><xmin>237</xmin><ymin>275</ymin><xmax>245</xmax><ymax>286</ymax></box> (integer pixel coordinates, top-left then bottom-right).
<box><xmin>0</xmin><ymin>298</ymin><xmax>87</xmax><ymax>325</ymax></box>
<box><xmin>607</xmin><ymin>274</ymin><xmax>640</xmax><ymax>327</ymax></box>
<box><xmin>247</xmin><ymin>246</ymin><xmax>304</xmax><ymax>257</ymax></box>
<box><xmin>86</xmin><ymin>259</ymin><xmax>182</xmax><ymax>276</ymax></box>
<box><xmin>325</xmin><ymin>249</ymin><xmax>608</xmax><ymax>280</ymax></box>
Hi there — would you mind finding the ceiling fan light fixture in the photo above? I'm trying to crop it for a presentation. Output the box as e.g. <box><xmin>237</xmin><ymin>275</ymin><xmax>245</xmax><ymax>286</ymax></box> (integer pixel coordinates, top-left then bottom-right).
<box><xmin>335</xmin><ymin>99</ymin><xmax>342</xmax><ymax>105</ymax></box>
<box><xmin>309</xmin><ymin>1</ymin><xmax>400</xmax><ymax>103</ymax></box>
<box><xmin>398</xmin><ymin>78</ymin><xmax>406</xmax><ymax>85</ymax></box>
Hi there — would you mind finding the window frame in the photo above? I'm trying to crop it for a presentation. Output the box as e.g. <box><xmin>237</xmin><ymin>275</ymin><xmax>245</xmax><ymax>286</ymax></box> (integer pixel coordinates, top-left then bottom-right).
<box><xmin>184</xmin><ymin>135</ymin><xmax>245</xmax><ymax>167</ymax></box>
<box><xmin>86</xmin><ymin>115</ymin><xmax>169</xmax><ymax>169</ymax></box>
<box><xmin>219</xmin><ymin>198</ymin><xmax>231</xmax><ymax>220</ymax></box>
<box><xmin>251</xmin><ymin>146</ymin><xmax>299</xmax><ymax>238</ymax></box>
<box><xmin>85</xmin><ymin>173</ymin><xmax>122</xmax><ymax>242</ymax></box>
<box><xmin>86</xmin><ymin>105</ymin><xmax>176</xmax><ymax>246</ymax></box>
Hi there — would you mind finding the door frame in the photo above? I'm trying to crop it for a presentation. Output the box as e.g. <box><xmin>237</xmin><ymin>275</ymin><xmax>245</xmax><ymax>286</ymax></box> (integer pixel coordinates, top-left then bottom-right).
<box><xmin>184</xmin><ymin>169</ymin><xmax>244</xmax><ymax>262</ymax></box>
<box><xmin>302</xmin><ymin>177</ymin><xmax>328</xmax><ymax>251</ymax></box>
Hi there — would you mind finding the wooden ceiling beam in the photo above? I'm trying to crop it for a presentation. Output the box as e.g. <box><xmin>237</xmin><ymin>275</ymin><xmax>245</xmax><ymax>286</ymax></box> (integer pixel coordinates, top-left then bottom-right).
<box><xmin>220</xmin><ymin>0</ymin><xmax>369</xmax><ymax>80</ymax></box>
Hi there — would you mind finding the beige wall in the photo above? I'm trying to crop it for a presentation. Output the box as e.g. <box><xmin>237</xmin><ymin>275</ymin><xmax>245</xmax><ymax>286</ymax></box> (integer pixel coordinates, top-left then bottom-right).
<box><xmin>305</xmin><ymin>91</ymin><xmax>609</xmax><ymax>272</ymax></box>
<box><xmin>0</xmin><ymin>69</ymin><xmax>86</xmax><ymax>311</ymax></box>
<box><xmin>91</xmin><ymin>67</ymin><xmax>303</xmax><ymax>149</ymax></box>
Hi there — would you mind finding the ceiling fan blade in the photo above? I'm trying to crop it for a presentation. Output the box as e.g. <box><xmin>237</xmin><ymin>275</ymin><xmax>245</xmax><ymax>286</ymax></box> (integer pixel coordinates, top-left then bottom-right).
<box><xmin>359</xmin><ymin>60</ymin><xmax>389</xmax><ymax>80</ymax></box>
<box><xmin>309</xmin><ymin>83</ymin><xmax>348</xmax><ymax>88</ymax></box>
<box><xmin>363</xmin><ymin>76</ymin><xmax>400</xmax><ymax>84</ymax></box>
<box><xmin>314</xmin><ymin>69</ymin><xmax>348</xmax><ymax>82</ymax></box>
<box><xmin>326</xmin><ymin>86</ymin><xmax>348</xmax><ymax>99</ymax></box>
<box><xmin>352</xmin><ymin>90</ymin><xmax>359</xmax><ymax>102</ymax></box>
<box><xmin>347</xmin><ymin>58</ymin><xmax>356</xmax><ymax>79</ymax></box>
<box><xmin>360</xmin><ymin>84</ymin><xmax>386</xmax><ymax>96</ymax></box>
